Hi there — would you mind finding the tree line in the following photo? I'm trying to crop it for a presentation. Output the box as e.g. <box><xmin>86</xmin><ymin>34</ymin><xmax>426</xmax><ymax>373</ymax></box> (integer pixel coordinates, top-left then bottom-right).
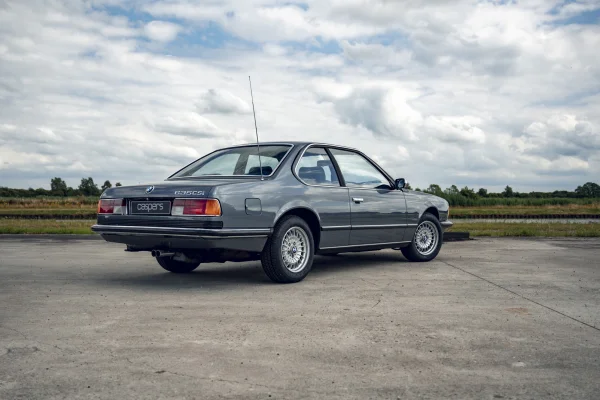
<box><xmin>0</xmin><ymin>177</ymin><xmax>121</xmax><ymax>198</ymax></box>
<box><xmin>0</xmin><ymin>177</ymin><xmax>599</xmax><ymax>202</ymax></box>
<box><xmin>409</xmin><ymin>182</ymin><xmax>600</xmax><ymax>199</ymax></box>
<box><xmin>406</xmin><ymin>182</ymin><xmax>600</xmax><ymax>206</ymax></box>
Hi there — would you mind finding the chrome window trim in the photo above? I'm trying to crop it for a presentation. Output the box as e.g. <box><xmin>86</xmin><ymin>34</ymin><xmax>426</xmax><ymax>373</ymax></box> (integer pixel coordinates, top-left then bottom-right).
<box><xmin>309</xmin><ymin>142</ymin><xmax>396</xmax><ymax>182</ymax></box>
<box><xmin>167</xmin><ymin>143</ymin><xmax>295</xmax><ymax>180</ymax></box>
<box><xmin>344</xmin><ymin>186</ymin><xmax>397</xmax><ymax>192</ymax></box>
<box><xmin>326</xmin><ymin>146</ymin><xmax>396</xmax><ymax>189</ymax></box>
<box><xmin>292</xmin><ymin>145</ymin><xmax>344</xmax><ymax>188</ymax></box>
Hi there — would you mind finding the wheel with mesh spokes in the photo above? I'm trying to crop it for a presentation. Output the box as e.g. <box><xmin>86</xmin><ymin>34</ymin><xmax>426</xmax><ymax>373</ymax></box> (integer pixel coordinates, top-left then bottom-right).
<box><xmin>401</xmin><ymin>213</ymin><xmax>443</xmax><ymax>262</ymax></box>
<box><xmin>261</xmin><ymin>216</ymin><xmax>314</xmax><ymax>283</ymax></box>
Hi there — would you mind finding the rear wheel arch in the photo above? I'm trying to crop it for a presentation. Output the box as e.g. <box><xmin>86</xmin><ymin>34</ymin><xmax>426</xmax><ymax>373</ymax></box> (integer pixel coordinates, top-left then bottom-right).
<box><xmin>273</xmin><ymin>207</ymin><xmax>321</xmax><ymax>250</ymax></box>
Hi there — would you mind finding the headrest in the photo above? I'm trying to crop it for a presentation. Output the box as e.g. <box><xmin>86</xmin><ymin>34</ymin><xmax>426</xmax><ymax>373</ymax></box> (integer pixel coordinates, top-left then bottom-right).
<box><xmin>298</xmin><ymin>166</ymin><xmax>326</xmax><ymax>183</ymax></box>
<box><xmin>247</xmin><ymin>166</ymin><xmax>273</xmax><ymax>175</ymax></box>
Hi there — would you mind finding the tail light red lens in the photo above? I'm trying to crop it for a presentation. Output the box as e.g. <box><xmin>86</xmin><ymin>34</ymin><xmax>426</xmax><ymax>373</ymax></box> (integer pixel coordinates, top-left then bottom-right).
<box><xmin>172</xmin><ymin>199</ymin><xmax>221</xmax><ymax>216</ymax></box>
<box><xmin>97</xmin><ymin>199</ymin><xmax>125</xmax><ymax>215</ymax></box>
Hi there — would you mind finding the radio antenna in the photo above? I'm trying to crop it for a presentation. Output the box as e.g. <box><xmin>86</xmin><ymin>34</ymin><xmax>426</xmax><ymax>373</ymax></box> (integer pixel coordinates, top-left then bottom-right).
<box><xmin>248</xmin><ymin>76</ymin><xmax>263</xmax><ymax>181</ymax></box>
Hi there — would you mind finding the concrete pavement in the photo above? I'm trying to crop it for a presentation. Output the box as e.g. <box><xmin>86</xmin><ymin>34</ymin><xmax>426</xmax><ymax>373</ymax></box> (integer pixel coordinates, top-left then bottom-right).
<box><xmin>1</xmin><ymin>237</ymin><xmax>599</xmax><ymax>399</ymax></box>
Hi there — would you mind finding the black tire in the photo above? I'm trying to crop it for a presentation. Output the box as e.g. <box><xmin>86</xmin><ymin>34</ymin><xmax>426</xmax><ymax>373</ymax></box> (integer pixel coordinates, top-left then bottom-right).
<box><xmin>156</xmin><ymin>257</ymin><xmax>201</xmax><ymax>273</ymax></box>
<box><xmin>401</xmin><ymin>213</ymin><xmax>443</xmax><ymax>262</ymax></box>
<box><xmin>261</xmin><ymin>216</ymin><xmax>315</xmax><ymax>283</ymax></box>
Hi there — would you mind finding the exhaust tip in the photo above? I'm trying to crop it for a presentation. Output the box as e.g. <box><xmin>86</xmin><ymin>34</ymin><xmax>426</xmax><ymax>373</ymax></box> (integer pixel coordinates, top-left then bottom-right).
<box><xmin>152</xmin><ymin>250</ymin><xmax>175</xmax><ymax>258</ymax></box>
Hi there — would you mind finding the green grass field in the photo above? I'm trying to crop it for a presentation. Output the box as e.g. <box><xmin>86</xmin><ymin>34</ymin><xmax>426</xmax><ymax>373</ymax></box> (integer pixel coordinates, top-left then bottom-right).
<box><xmin>450</xmin><ymin>203</ymin><xmax>600</xmax><ymax>216</ymax></box>
<box><xmin>2</xmin><ymin>196</ymin><xmax>600</xmax><ymax>217</ymax></box>
<box><xmin>0</xmin><ymin>208</ymin><xmax>96</xmax><ymax>216</ymax></box>
<box><xmin>1</xmin><ymin>219</ymin><xmax>599</xmax><ymax>237</ymax></box>
<box><xmin>1</xmin><ymin>196</ymin><xmax>599</xmax><ymax>236</ymax></box>
<box><xmin>0</xmin><ymin>219</ymin><xmax>95</xmax><ymax>234</ymax></box>
<box><xmin>448</xmin><ymin>222</ymin><xmax>600</xmax><ymax>237</ymax></box>
<box><xmin>0</xmin><ymin>196</ymin><xmax>98</xmax><ymax>208</ymax></box>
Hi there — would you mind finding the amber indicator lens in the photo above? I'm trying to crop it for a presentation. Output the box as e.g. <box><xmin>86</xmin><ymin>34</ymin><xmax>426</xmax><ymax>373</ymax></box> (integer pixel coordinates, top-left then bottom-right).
<box><xmin>172</xmin><ymin>199</ymin><xmax>221</xmax><ymax>216</ymax></box>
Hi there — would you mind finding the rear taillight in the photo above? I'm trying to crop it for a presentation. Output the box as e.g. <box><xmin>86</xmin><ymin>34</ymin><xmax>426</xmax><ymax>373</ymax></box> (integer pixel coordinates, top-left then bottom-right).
<box><xmin>97</xmin><ymin>199</ymin><xmax>125</xmax><ymax>215</ymax></box>
<box><xmin>172</xmin><ymin>199</ymin><xmax>221</xmax><ymax>216</ymax></box>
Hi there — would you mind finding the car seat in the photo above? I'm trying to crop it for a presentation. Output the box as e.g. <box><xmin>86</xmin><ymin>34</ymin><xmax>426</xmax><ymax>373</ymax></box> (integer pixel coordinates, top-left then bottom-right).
<box><xmin>247</xmin><ymin>166</ymin><xmax>273</xmax><ymax>175</ymax></box>
<box><xmin>298</xmin><ymin>166</ymin><xmax>327</xmax><ymax>184</ymax></box>
<box><xmin>317</xmin><ymin>160</ymin><xmax>339</xmax><ymax>184</ymax></box>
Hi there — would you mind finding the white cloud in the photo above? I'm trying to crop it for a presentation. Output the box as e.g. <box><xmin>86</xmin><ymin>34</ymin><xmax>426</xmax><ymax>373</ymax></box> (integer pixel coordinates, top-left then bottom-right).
<box><xmin>554</xmin><ymin>0</ymin><xmax>600</xmax><ymax>18</ymax></box>
<box><xmin>196</xmin><ymin>89</ymin><xmax>252</xmax><ymax>115</ymax></box>
<box><xmin>0</xmin><ymin>0</ymin><xmax>599</xmax><ymax>192</ymax></box>
<box><xmin>144</xmin><ymin>21</ymin><xmax>182</xmax><ymax>42</ymax></box>
<box><xmin>521</xmin><ymin>115</ymin><xmax>599</xmax><ymax>159</ymax></box>
<box><xmin>397</xmin><ymin>145</ymin><xmax>410</xmax><ymax>160</ymax></box>
<box><xmin>149</xmin><ymin>112</ymin><xmax>223</xmax><ymax>137</ymax></box>
<box><xmin>537</xmin><ymin>156</ymin><xmax>590</xmax><ymax>174</ymax></box>
<box><xmin>423</xmin><ymin>116</ymin><xmax>486</xmax><ymax>144</ymax></box>
<box><xmin>333</xmin><ymin>86</ymin><xmax>423</xmax><ymax>141</ymax></box>
<box><xmin>341</xmin><ymin>40</ymin><xmax>412</xmax><ymax>67</ymax></box>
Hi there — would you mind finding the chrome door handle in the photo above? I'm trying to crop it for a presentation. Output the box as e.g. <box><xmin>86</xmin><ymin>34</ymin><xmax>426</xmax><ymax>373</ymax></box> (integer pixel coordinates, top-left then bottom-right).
<box><xmin>352</xmin><ymin>197</ymin><xmax>364</xmax><ymax>203</ymax></box>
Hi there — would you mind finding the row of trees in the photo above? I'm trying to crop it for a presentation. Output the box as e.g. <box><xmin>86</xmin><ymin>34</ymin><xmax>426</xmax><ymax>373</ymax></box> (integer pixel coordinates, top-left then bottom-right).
<box><xmin>406</xmin><ymin>182</ymin><xmax>600</xmax><ymax>199</ymax></box>
<box><xmin>0</xmin><ymin>177</ymin><xmax>121</xmax><ymax>198</ymax></box>
<box><xmin>1</xmin><ymin>177</ymin><xmax>599</xmax><ymax>200</ymax></box>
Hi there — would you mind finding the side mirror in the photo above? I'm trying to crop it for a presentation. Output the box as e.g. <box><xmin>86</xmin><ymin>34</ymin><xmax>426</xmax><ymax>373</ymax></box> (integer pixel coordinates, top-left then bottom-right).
<box><xmin>395</xmin><ymin>178</ymin><xmax>406</xmax><ymax>190</ymax></box>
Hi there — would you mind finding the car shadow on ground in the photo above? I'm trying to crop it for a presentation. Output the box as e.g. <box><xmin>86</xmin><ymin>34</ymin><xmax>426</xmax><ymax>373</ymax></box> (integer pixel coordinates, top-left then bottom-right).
<box><xmin>89</xmin><ymin>251</ymin><xmax>408</xmax><ymax>291</ymax></box>
<box><xmin>311</xmin><ymin>251</ymin><xmax>406</xmax><ymax>274</ymax></box>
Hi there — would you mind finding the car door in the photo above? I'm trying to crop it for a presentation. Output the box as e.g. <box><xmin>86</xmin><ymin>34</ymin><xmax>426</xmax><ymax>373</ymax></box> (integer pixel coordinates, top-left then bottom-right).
<box><xmin>328</xmin><ymin>148</ymin><xmax>407</xmax><ymax>246</ymax></box>
<box><xmin>295</xmin><ymin>146</ymin><xmax>351</xmax><ymax>249</ymax></box>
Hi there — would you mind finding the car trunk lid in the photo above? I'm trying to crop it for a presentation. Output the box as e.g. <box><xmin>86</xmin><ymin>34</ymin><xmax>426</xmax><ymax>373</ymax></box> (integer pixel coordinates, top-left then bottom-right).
<box><xmin>101</xmin><ymin>178</ymin><xmax>249</xmax><ymax>199</ymax></box>
<box><xmin>98</xmin><ymin>178</ymin><xmax>251</xmax><ymax>218</ymax></box>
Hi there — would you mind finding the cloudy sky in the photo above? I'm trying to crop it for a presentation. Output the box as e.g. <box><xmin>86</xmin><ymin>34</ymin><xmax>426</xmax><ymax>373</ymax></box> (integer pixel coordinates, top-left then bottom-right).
<box><xmin>1</xmin><ymin>0</ymin><xmax>599</xmax><ymax>192</ymax></box>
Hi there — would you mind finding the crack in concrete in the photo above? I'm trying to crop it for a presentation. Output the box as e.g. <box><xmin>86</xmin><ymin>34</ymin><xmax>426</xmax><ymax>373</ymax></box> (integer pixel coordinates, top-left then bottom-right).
<box><xmin>360</xmin><ymin>278</ymin><xmax>381</xmax><ymax>288</ymax></box>
<box><xmin>1</xmin><ymin>326</ymin><xmax>27</xmax><ymax>340</ymax></box>
<box><xmin>440</xmin><ymin>260</ymin><xmax>600</xmax><ymax>333</ymax></box>
<box><xmin>162</xmin><ymin>370</ymin><xmax>275</xmax><ymax>390</ymax></box>
<box><xmin>0</xmin><ymin>325</ymin><xmax>82</xmax><ymax>354</ymax></box>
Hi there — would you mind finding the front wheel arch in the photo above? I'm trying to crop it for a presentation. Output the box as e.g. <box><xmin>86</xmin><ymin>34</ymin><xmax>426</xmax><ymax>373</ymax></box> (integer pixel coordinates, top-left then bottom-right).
<box><xmin>423</xmin><ymin>206</ymin><xmax>439</xmax><ymax>220</ymax></box>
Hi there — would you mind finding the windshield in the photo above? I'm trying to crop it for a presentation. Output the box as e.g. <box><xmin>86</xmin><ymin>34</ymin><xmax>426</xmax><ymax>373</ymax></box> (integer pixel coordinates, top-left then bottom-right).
<box><xmin>170</xmin><ymin>145</ymin><xmax>292</xmax><ymax>178</ymax></box>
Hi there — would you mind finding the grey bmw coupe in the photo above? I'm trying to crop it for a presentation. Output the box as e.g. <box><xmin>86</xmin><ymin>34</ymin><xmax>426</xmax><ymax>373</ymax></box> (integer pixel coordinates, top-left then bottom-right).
<box><xmin>92</xmin><ymin>142</ymin><xmax>452</xmax><ymax>283</ymax></box>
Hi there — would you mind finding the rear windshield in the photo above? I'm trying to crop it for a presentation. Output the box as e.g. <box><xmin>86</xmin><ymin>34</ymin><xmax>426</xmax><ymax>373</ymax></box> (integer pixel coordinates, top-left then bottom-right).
<box><xmin>170</xmin><ymin>145</ymin><xmax>292</xmax><ymax>178</ymax></box>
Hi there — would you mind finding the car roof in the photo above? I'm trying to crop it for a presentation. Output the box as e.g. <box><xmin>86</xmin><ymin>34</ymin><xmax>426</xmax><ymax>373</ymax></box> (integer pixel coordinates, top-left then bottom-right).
<box><xmin>232</xmin><ymin>141</ymin><xmax>359</xmax><ymax>150</ymax></box>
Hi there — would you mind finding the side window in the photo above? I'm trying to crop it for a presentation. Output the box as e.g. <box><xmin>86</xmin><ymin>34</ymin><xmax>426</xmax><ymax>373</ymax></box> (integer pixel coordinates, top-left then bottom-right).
<box><xmin>296</xmin><ymin>147</ymin><xmax>340</xmax><ymax>186</ymax></box>
<box><xmin>329</xmin><ymin>149</ymin><xmax>391</xmax><ymax>189</ymax></box>
<box><xmin>245</xmin><ymin>155</ymin><xmax>279</xmax><ymax>175</ymax></box>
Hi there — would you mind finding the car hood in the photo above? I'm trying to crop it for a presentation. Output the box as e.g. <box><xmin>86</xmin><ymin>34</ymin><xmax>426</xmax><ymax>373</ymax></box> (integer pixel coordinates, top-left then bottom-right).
<box><xmin>404</xmin><ymin>189</ymin><xmax>449</xmax><ymax>206</ymax></box>
<box><xmin>100</xmin><ymin>178</ymin><xmax>256</xmax><ymax>199</ymax></box>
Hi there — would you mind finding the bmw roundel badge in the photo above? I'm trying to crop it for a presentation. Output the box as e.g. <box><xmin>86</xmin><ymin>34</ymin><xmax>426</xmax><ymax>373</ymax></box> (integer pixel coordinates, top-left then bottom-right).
<box><xmin>145</xmin><ymin>185</ymin><xmax>155</xmax><ymax>194</ymax></box>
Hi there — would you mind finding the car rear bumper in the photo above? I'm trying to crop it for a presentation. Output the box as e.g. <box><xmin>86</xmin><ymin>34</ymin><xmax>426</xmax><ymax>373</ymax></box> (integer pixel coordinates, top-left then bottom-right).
<box><xmin>91</xmin><ymin>225</ymin><xmax>270</xmax><ymax>252</ymax></box>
